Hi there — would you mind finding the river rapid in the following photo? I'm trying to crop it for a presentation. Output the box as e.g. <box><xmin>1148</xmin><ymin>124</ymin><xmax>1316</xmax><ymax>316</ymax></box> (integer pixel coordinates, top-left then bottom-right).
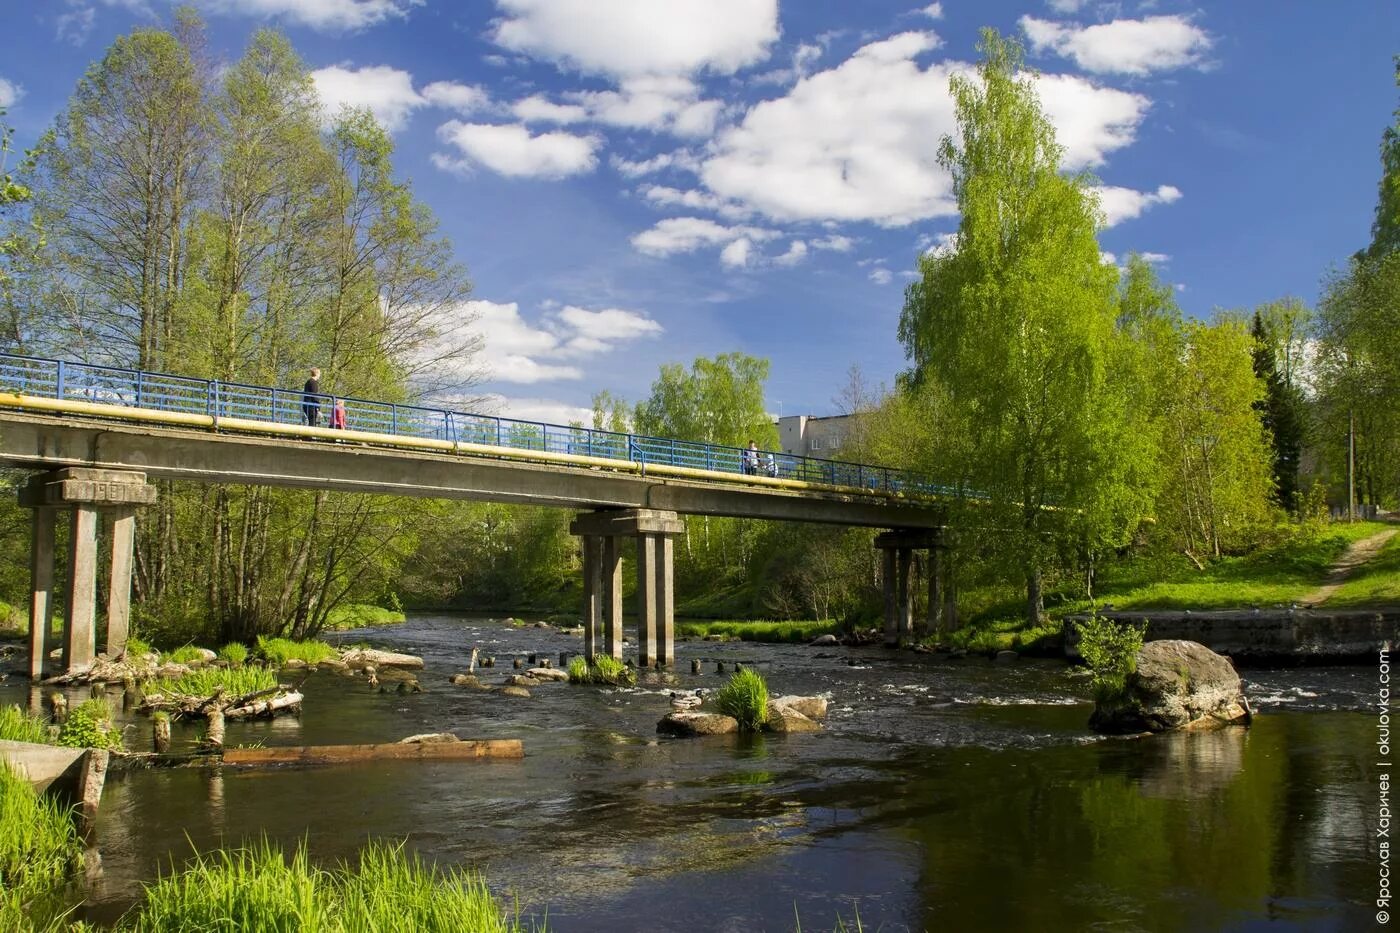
<box><xmin>5</xmin><ymin>613</ymin><xmax>1381</xmax><ymax>931</ymax></box>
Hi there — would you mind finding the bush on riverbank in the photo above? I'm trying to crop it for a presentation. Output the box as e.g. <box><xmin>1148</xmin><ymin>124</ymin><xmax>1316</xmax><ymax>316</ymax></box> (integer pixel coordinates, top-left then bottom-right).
<box><xmin>0</xmin><ymin>704</ymin><xmax>52</xmax><ymax>744</ymax></box>
<box><xmin>55</xmin><ymin>698</ymin><xmax>123</xmax><ymax>750</ymax></box>
<box><xmin>677</xmin><ymin>619</ymin><xmax>839</xmax><ymax>644</ymax></box>
<box><xmin>116</xmin><ymin>838</ymin><xmax>532</xmax><ymax>932</ymax></box>
<box><xmin>716</xmin><ymin>668</ymin><xmax>769</xmax><ymax>732</ymax></box>
<box><xmin>568</xmin><ymin>655</ymin><xmax>636</xmax><ymax>686</ymax></box>
<box><xmin>324</xmin><ymin>603</ymin><xmax>408</xmax><ymax>630</ymax></box>
<box><xmin>256</xmin><ymin>636</ymin><xmax>338</xmax><ymax>666</ymax></box>
<box><xmin>0</xmin><ymin>764</ymin><xmax>85</xmax><ymax>930</ymax></box>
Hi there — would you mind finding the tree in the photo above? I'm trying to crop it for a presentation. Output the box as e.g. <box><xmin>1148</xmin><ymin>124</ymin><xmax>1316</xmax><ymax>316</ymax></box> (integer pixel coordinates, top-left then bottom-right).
<box><xmin>1368</xmin><ymin>56</ymin><xmax>1400</xmax><ymax>259</ymax></box>
<box><xmin>897</xmin><ymin>30</ymin><xmax>1147</xmax><ymax>624</ymax></box>
<box><xmin>633</xmin><ymin>352</ymin><xmax>777</xmax><ymax>449</ymax></box>
<box><xmin>1250</xmin><ymin>299</ymin><xmax>1309</xmax><ymax>510</ymax></box>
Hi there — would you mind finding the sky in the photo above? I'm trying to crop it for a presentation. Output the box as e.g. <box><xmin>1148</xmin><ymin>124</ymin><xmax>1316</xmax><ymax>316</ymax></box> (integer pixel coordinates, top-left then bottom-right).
<box><xmin>1</xmin><ymin>0</ymin><xmax>1397</xmax><ymax>425</ymax></box>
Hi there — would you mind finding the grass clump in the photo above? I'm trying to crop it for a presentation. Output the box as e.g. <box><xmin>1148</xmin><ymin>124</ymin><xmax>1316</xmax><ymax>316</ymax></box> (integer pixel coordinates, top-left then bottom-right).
<box><xmin>149</xmin><ymin>666</ymin><xmax>276</xmax><ymax>700</ymax></box>
<box><xmin>125</xmin><ymin>636</ymin><xmax>154</xmax><ymax>658</ymax></box>
<box><xmin>568</xmin><ymin>655</ymin><xmax>636</xmax><ymax>686</ymax></box>
<box><xmin>55</xmin><ymin>698</ymin><xmax>122</xmax><ymax>750</ymax></box>
<box><xmin>115</xmin><ymin>838</ymin><xmax>530</xmax><ymax>932</ymax></box>
<box><xmin>324</xmin><ymin>603</ymin><xmax>407</xmax><ymax>630</ymax></box>
<box><xmin>218</xmin><ymin>642</ymin><xmax>249</xmax><ymax>666</ymax></box>
<box><xmin>0</xmin><ymin>704</ymin><xmax>52</xmax><ymax>744</ymax></box>
<box><xmin>257</xmin><ymin>636</ymin><xmax>338</xmax><ymax>666</ymax></box>
<box><xmin>1075</xmin><ymin>614</ymin><xmax>1146</xmax><ymax>702</ymax></box>
<box><xmin>0</xmin><ymin>764</ymin><xmax>85</xmax><ymax>930</ymax></box>
<box><xmin>716</xmin><ymin>668</ymin><xmax>770</xmax><ymax>732</ymax></box>
<box><xmin>676</xmin><ymin>619</ymin><xmax>838</xmax><ymax>644</ymax></box>
<box><xmin>164</xmin><ymin>645</ymin><xmax>209</xmax><ymax>665</ymax></box>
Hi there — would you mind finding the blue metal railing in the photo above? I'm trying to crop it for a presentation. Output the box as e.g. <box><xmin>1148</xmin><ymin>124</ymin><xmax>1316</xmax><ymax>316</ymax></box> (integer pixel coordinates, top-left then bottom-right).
<box><xmin>0</xmin><ymin>353</ymin><xmax>961</xmax><ymax>500</ymax></box>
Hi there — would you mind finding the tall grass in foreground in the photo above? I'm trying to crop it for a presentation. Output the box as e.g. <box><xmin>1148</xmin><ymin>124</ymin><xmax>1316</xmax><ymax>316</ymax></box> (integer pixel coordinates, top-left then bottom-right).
<box><xmin>0</xmin><ymin>764</ymin><xmax>84</xmax><ymax>931</ymax></box>
<box><xmin>257</xmin><ymin>636</ymin><xmax>339</xmax><ymax>666</ymax></box>
<box><xmin>716</xmin><ymin>668</ymin><xmax>769</xmax><ymax>732</ymax></box>
<box><xmin>0</xmin><ymin>703</ymin><xmax>52</xmax><ymax>744</ymax></box>
<box><xmin>119</xmin><ymin>839</ymin><xmax>533</xmax><ymax>932</ymax></box>
<box><xmin>149</xmin><ymin>666</ymin><xmax>277</xmax><ymax>699</ymax></box>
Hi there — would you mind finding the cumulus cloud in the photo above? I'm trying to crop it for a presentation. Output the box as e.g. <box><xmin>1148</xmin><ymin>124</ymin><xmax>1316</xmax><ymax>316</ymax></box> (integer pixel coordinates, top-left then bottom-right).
<box><xmin>918</xmin><ymin>3</ymin><xmax>943</xmax><ymax>19</ymax></box>
<box><xmin>1020</xmin><ymin>15</ymin><xmax>1212</xmax><ymax>76</ymax></box>
<box><xmin>631</xmin><ymin>217</ymin><xmax>778</xmax><ymax>258</ymax></box>
<box><xmin>922</xmin><ymin>231</ymin><xmax>959</xmax><ymax>257</ymax></box>
<box><xmin>0</xmin><ymin>78</ymin><xmax>23</xmax><ymax>109</ymax></box>
<box><xmin>513</xmin><ymin>94</ymin><xmax>589</xmax><ymax>124</ymax></box>
<box><xmin>811</xmin><ymin>234</ymin><xmax>855</xmax><ymax>252</ymax></box>
<box><xmin>311</xmin><ymin>64</ymin><xmax>425</xmax><ymax>130</ymax></box>
<box><xmin>196</xmin><ymin>0</ymin><xmax>420</xmax><ymax>32</ymax></box>
<box><xmin>466</xmin><ymin>299</ymin><xmax>662</xmax><ymax>384</ymax></box>
<box><xmin>1093</xmin><ymin>183</ymin><xmax>1182</xmax><ymax>226</ymax></box>
<box><xmin>773</xmin><ymin>240</ymin><xmax>808</xmax><ymax>267</ymax></box>
<box><xmin>869</xmin><ymin>267</ymin><xmax>894</xmax><ymax>285</ymax></box>
<box><xmin>486</xmin><ymin>394</ymin><xmax>594</xmax><ymax>425</ymax></box>
<box><xmin>641</xmin><ymin>185</ymin><xmax>749</xmax><ymax>220</ymax></box>
<box><xmin>514</xmin><ymin>76</ymin><xmax>723</xmax><ymax>138</ymax></box>
<box><xmin>611</xmin><ymin>150</ymin><xmax>701</xmax><ymax>178</ymax></box>
<box><xmin>491</xmin><ymin>0</ymin><xmax>779</xmax><ymax>79</ymax></box>
<box><xmin>697</xmin><ymin>31</ymin><xmax>1149</xmax><ymax>225</ymax></box>
<box><xmin>56</xmin><ymin>6</ymin><xmax>97</xmax><ymax>44</ymax></box>
<box><xmin>434</xmin><ymin>121</ymin><xmax>599</xmax><ymax>179</ymax></box>
<box><xmin>421</xmin><ymin>80</ymin><xmax>491</xmax><ymax>114</ymax></box>
<box><xmin>720</xmin><ymin>237</ymin><xmax>753</xmax><ymax>269</ymax></box>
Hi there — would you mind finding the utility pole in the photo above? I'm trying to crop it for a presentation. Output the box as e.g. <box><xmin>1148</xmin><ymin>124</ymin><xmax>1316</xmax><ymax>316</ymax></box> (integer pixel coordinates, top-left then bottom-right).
<box><xmin>1348</xmin><ymin>409</ymin><xmax>1356</xmax><ymax>522</ymax></box>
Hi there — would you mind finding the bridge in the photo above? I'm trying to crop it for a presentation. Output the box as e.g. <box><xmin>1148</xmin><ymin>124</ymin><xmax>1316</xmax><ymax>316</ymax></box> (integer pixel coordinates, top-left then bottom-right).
<box><xmin>0</xmin><ymin>354</ymin><xmax>959</xmax><ymax>678</ymax></box>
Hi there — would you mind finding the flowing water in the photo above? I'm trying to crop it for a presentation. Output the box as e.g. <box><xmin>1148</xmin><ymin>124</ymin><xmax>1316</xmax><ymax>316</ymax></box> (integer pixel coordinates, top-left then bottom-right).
<box><xmin>3</xmin><ymin>613</ymin><xmax>1381</xmax><ymax>931</ymax></box>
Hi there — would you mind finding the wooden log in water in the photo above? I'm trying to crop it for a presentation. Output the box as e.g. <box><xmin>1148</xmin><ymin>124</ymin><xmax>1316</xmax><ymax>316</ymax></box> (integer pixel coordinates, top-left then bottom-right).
<box><xmin>225</xmin><ymin>691</ymin><xmax>303</xmax><ymax>720</ymax></box>
<box><xmin>220</xmin><ymin>739</ymin><xmax>523</xmax><ymax>766</ymax></box>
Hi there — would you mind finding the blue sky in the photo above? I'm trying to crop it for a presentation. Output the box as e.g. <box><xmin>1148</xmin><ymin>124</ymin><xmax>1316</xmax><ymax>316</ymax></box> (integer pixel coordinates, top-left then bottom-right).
<box><xmin>2</xmin><ymin>1</ymin><xmax>1397</xmax><ymax>424</ymax></box>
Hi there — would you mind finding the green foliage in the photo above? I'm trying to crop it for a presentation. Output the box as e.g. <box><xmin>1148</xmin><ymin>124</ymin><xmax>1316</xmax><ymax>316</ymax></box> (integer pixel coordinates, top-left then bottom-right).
<box><xmin>218</xmin><ymin>642</ymin><xmax>249</xmax><ymax>666</ymax></box>
<box><xmin>115</xmin><ymin>838</ymin><xmax>529</xmax><ymax>932</ymax></box>
<box><xmin>150</xmin><ymin>666</ymin><xmax>276</xmax><ymax>700</ymax></box>
<box><xmin>125</xmin><ymin>636</ymin><xmax>154</xmax><ymax>658</ymax></box>
<box><xmin>164</xmin><ymin>645</ymin><xmax>208</xmax><ymax>664</ymax></box>
<box><xmin>55</xmin><ymin>698</ymin><xmax>122</xmax><ymax>750</ymax></box>
<box><xmin>1251</xmin><ymin>301</ymin><xmax>1309</xmax><ymax>509</ymax></box>
<box><xmin>677</xmin><ymin>620</ymin><xmax>838</xmax><ymax>644</ymax></box>
<box><xmin>0</xmin><ymin>704</ymin><xmax>51</xmax><ymax>744</ymax></box>
<box><xmin>1075</xmin><ymin>616</ymin><xmax>1146</xmax><ymax>701</ymax></box>
<box><xmin>323</xmin><ymin>603</ymin><xmax>407</xmax><ymax>630</ymax></box>
<box><xmin>257</xmin><ymin>636</ymin><xmax>338</xmax><ymax>666</ymax></box>
<box><xmin>716</xmin><ymin>668</ymin><xmax>770</xmax><ymax>732</ymax></box>
<box><xmin>633</xmin><ymin>352</ymin><xmax>778</xmax><ymax>450</ymax></box>
<box><xmin>0</xmin><ymin>764</ymin><xmax>84</xmax><ymax>930</ymax></box>
<box><xmin>569</xmin><ymin>655</ymin><xmax>636</xmax><ymax>686</ymax></box>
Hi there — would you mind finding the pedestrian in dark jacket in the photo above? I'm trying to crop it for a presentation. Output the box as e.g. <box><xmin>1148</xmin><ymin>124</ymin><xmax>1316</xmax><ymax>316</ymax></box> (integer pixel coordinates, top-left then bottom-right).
<box><xmin>302</xmin><ymin>368</ymin><xmax>322</xmax><ymax>426</ymax></box>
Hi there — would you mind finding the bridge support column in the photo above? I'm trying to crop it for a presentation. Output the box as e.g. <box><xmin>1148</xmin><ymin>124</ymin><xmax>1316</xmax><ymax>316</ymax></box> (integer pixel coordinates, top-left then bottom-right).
<box><xmin>19</xmin><ymin>469</ymin><xmax>157</xmax><ymax>677</ymax></box>
<box><xmin>876</xmin><ymin>528</ymin><xmax>950</xmax><ymax>647</ymax></box>
<box><xmin>580</xmin><ymin>535</ymin><xmax>602</xmax><ymax>660</ymax></box>
<box><xmin>570</xmin><ymin>509</ymin><xmax>684</xmax><ymax>668</ymax></box>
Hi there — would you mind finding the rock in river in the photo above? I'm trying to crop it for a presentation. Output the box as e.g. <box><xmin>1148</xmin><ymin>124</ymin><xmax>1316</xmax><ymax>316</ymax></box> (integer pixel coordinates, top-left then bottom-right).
<box><xmin>1090</xmin><ymin>639</ymin><xmax>1252</xmax><ymax>734</ymax></box>
<box><xmin>398</xmin><ymin>732</ymin><xmax>459</xmax><ymax>744</ymax></box>
<box><xmin>657</xmin><ymin>711</ymin><xmax>739</xmax><ymax>736</ymax></box>
<box><xmin>764</xmin><ymin>701</ymin><xmax>821</xmax><ymax>733</ymax></box>
<box><xmin>498</xmin><ymin>686</ymin><xmax>532</xmax><ymax>698</ymax></box>
<box><xmin>526</xmin><ymin>667</ymin><xmax>570</xmax><ymax>683</ymax></box>
<box><xmin>341</xmin><ymin>648</ymin><xmax>424</xmax><ymax>671</ymax></box>
<box><xmin>810</xmin><ymin>634</ymin><xmax>839</xmax><ymax>646</ymax></box>
<box><xmin>771</xmin><ymin>695</ymin><xmax>828</xmax><ymax>721</ymax></box>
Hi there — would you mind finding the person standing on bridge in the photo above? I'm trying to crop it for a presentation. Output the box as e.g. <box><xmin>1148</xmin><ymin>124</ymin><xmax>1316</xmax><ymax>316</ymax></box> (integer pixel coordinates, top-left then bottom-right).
<box><xmin>302</xmin><ymin>368</ymin><xmax>322</xmax><ymax>426</ymax></box>
<box><xmin>330</xmin><ymin>397</ymin><xmax>347</xmax><ymax>430</ymax></box>
<box><xmin>743</xmin><ymin>440</ymin><xmax>759</xmax><ymax>475</ymax></box>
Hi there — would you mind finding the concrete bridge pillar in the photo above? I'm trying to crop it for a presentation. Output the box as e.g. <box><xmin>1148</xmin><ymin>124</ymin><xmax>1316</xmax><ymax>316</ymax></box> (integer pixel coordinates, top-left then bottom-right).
<box><xmin>876</xmin><ymin>528</ymin><xmax>952</xmax><ymax>647</ymax></box>
<box><xmin>570</xmin><ymin>508</ymin><xmax>684</xmax><ymax>668</ymax></box>
<box><xmin>19</xmin><ymin>469</ymin><xmax>157</xmax><ymax>677</ymax></box>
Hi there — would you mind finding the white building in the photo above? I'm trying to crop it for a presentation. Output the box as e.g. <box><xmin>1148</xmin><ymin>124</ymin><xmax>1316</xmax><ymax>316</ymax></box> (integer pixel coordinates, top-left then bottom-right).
<box><xmin>777</xmin><ymin>413</ymin><xmax>860</xmax><ymax>459</ymax></box>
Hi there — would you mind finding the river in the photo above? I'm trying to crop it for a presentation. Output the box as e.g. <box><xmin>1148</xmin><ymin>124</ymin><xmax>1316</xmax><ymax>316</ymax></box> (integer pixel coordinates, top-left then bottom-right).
<box><xmin>4</xmin><ymin>613</ymin><xmax>1381</xmax><ymax>931</ymax></box>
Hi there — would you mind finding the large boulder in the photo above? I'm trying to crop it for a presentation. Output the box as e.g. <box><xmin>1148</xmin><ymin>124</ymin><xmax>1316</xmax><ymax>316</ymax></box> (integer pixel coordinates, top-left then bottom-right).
<box><xmin>763</xmin><ymin>701</ymin><xmax>821</xmax><ymax>733</ymax></box>
<box><xmin>526</xmin><ymin>667</ymin><xmax>570</xmax><ymax>682</ymax></box>
<box><xmin>341</xmin><ymin>648</ymin><xmax>424</xmax><ymax>671</ymax></box>
<box><xmin>771</xmin><ymin>695</ymin><xmax>828</xmax><ymax>721</ymax></box>
<box><xmin>657</xmin><ymin>712</ymin><xmax>739</xmax><ymax>736</ymax></box>
<box><xmin>1090</xmin><ymin>640</ymin><xmax>1251</xmax><ymax>734</ymax></box>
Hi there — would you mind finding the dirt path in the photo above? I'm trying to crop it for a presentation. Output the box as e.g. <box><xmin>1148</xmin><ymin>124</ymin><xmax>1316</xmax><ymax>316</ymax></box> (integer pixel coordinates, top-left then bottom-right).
<box><xmin>1302</xmin><ymin>528</ymin><xmax>1399</xmax><ymax>606</ymax></box>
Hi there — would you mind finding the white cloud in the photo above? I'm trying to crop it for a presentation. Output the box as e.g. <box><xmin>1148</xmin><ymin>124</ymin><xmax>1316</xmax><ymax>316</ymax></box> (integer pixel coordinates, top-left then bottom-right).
<box><xmin>311</xmin><ymin>64</ymin><xmax>425</xmax><ymax>130</ymax></box>
<box><xmin>720</xmin><ymin>238</ymin><xmax>753</xmax><ymax>268</ymax></box>
<box><xmin>421</xmin><ymin>81</ymin><xmax>491</xmax><ymax>114</ymax></box>
<box><xmin>56</xmin><ymin>7</ymin><xmax>97</xmax><ymax>44</ymax></box>
<box><xmin>773</xmin><ymin>240</ymin><xmax>808</xmax><ymax>266</ymax></box>
<box><xmin>922</xmin><ymin>231</ymin><xmax>959</xmax><ymax>257</ymax></box>
<box><xmin>811</xmin><ymin>234</ymin><xmax>855</xmax><ymax>252</ymax></box>
<box><xmin>434</xmin><ymin>121</ymin><xmax>599</xmax><ymax>179</ymax></box>
<box><xmin>196</xmin><ymin>0</ymin><xmax>419</xmax><ymax>32</ymax></box>
<box><xmin>641</xmin><ymin>185</ymin><xmax>749</xmax><ymax>220</ymax></box>
<box><xmin>465</xmin><ymin>299</ymin><xmax>662</xmax><ymax>384</ymax></box>
<box><xmin>491</xmin><ymin>0</ymin><xmax>779</xmax><ymax>79</ymax></box>
<box><xmin>918</xmin><ymin>3</ymin><xmax>943</xmax><ymax>19</ymax></box>
<box><xmin>869</xmin><ymin>267</ymin><xmax>894</xmax><ymax>285</ymax></box>
<box><xmin>631</xmin><ymin>216</ymin><xmax>777</xmax><ymax>257</ymax></box>
<box><xmin>513</xmin><ymin>94</ymin><xmax>589</xmax><ymax>124</ymax></box>
<box><xmin>611</xmin><ymin>150</ymin><xmax>701</xmax><ymax>178</ymax></box>
<box><xmin>698</xmin><ymin>31</ymin><xmax>1149</xmax><ymax>225</ymax></box>
<box><xmin>1046</xmin><ymin>0</ymin><xmax>1085</xmax><ymax>12</ymax></box>
<box><xmin>0</xmin><ymin>78</ymin><xmax>23</xmax><ymax>109</ymax></box>
<box><xmin>488</xmin><ymin>394</ymin><xmax>594</xmax><ymax>425</ymax></box>
<box><xmin>1020</xmin><ymin>15</ymin><xmax>1212</xmax><ymax>76</ymax></box>
<box><xmin>1093</xmin><ymin>183</ymin><xmax>1182</xmax><ymax>226</ymax></box>
<box><xmin>522</xmin><ymin>76</ymin><xmax>723</xmax><ymax>137</ymax></box>
<box><xmin>1139</xmin><ymin>252</ymin><xmax>1170</xmax><ymax>264</ymax></box>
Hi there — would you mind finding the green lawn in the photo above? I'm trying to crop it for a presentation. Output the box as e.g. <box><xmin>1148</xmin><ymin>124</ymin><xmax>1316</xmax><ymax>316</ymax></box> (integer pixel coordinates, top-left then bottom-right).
<box><xmin>1323</xmin><ymin>531</ymin><xmax>1400</xmax><ymax>607</ymax></box>
<box><xmin>676</xmin><ymin>619</ymin><xmax>839</xmax><ymax>643</ymax></box>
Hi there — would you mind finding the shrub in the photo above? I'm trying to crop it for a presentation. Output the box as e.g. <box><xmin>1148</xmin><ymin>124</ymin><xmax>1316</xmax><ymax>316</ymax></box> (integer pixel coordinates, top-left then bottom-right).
<box><xmin>149</xmin><ymin>666</ymin><xmax>276</xmax><ymax>701</ymax></box>
<box><xmin>0</xmin><ymin>704</ymin><xmax>51</xmax><ymax>744</ymax></box>
<box><xmin>323</xmin><ymin>604</ymin><xmax>406</xmax><ymax>630</ymax></box>
<box><xmin>218</xmin><ymin>643</ymin><xmax>249</xmax><ymax>666</ymax></box>
<box><xmin>567</xmin><ymin>655</ymin><xmax>637</xmax><ymax>687</ymax></box>
<box><xmin>55</xmin><ymin>698</ymin><xmax>123</xmax><ymax>750</ymax></box>
<box><xmin>256</xmin><ymin>637</ymin><xmax>338</xmax><ymax>666</ymax></box>
<box><xmin>566</xmin><ymin>656</ymin><xmax>589</xmax><ymax>684</ymax></box>
<box><xmin>1075</xmin><ymin>615</ymin><xmax>1146</xmax><ymax>702</ymax></box>
<box><xmin>165</xmin><ymin>645</ymin><xmax>208</xmax><ymax>665</ymax></box>
<box><xmin>115</xmin><ymin>838</ymin><xmax>528</xmax><ymax>932</ymax></box>
<box><xmin>716</xmin><ymin>668</ymin><xmax>769</xmax><ymax>732</ymax></box>
<box><xmin>125</xmin><ymin>636</ymin><xmax>154</xmax><ymax>658</ymax></box>
<box><xmin>0</xmin><ymin>764</ymin><xmax>84</xmax><ymax>929</ymax></box>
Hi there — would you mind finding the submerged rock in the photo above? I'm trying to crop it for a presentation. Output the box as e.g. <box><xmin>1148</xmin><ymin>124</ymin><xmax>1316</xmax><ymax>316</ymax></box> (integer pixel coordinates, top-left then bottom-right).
<box><xmin>994</xmin><ymin>650</ymin><xmax>1018</xmax><ymax>664</ymax></box>
<box><xmin>398</xmin><ymin>732</ymin><xmax>459</xmax><ymax>744</ymax></box>
<box><xmin>504</xmin><ymin>674</ymin><xmax>539</xmax><ymax>687</ymax></box>
<box><xmin>657</xmin><ymin>711</ymin><xmax>739</xmax><ymax>736</ymax></box>
<box><xmin>341</xmin><ymin>648</ymin><xmax>424</xmax><ymax>671</ymax></box>
<box><xmin>771</xmin><ymin>695</ymin><xmax>827</xmax><ymax>721</ymax></box>
<box><xmin>1090</xmin><ymin>639</ymin><xmax>1251</xmax><ymax>734</ymax></box>
<box><xmin>498</xmin><ymin>686</ymin><xmax>532</xmax><ymax>698</ymax></box>
<box><xmin>526</xmin><ymin>667</ymin><xmax>570</xmax><ymax>683</ymax></box>
<box><xmin>810</xmin><ymin>634</ymin><xmax>839</xmax><ymax>646</ymax></box>
<box><xmin>449</xmin><ymin>673</ymin><xmax>481</xmax><ymax>687</ymax></box>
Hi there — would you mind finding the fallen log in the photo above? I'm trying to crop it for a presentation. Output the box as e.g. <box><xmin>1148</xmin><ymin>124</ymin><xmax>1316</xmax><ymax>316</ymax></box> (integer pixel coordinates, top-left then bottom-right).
<box><xmin>221</xmin><ymin>739</ymin><xmax>523</xmax><ymax>766</ymax></box>
<box><xmin>225</xmin><ymin>691</ymin><xmax>303</xmax><ymax>719</ymax></box>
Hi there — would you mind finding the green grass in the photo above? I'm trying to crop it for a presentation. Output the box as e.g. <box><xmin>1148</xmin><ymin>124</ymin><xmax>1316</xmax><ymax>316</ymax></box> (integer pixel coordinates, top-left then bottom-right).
<box><xmin>568</xmin><ymin>655</ymin><xmax>636</xmax><ymax>686</ymax></box>
<box><xmin>323</xmin><ymin>603</ymin><xmax>407</xmax><ymax>630</ymax></box>
<box><xmin>676</xmin><ymin>619</ymin><xmax>839</xmax><ymax>644</ymax></box>
<box><xmin>218</xmin><ymin>642</ymin><xmax>250</xmax><ymax>666</ymax></box>
<box><xmin>115</xmin><ymin>838</ymin><xmax>532</xmax><ymax>932</ymax></box>
<box><xmin>716</xmin><ymin>668</ymin><xmax>769</xmax><ymax>732</ymax></box>
<box><xmin>125</xmin><ymin>636</ymin><xmax>154</xmax><ymax>658</ymax></box>
<box><xmin>1323</xmin><ymin>531</ymin><xmax>1400</xmax><ymax>607</ymax></box>
<box><xmin>164</xmin><ymin>645</ymin><xmax>209</xmax><ymax>665</ymax></box>
<box><xmin>55</xmin><ymin>698</ymin><xmax>122</xmax><ymax>750</ymax></box>
<box><xmin>0</xmin><ymin>704</ymin><xmax>51</xmax><ymax>744</ymax></box>
<box><xmin>149</xmin><ymin>666</ymin><xmax>277</xmax><ymax>700</ymax></box>
<box><xmin>256</xmin><ymin>636</ymin><xmax>339</xmax><ymax>666</ymax></box>
<box><xmin>0</xmin><ymin>764</ymin><xmax>85</xmax><ymax>931</ymax></box>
